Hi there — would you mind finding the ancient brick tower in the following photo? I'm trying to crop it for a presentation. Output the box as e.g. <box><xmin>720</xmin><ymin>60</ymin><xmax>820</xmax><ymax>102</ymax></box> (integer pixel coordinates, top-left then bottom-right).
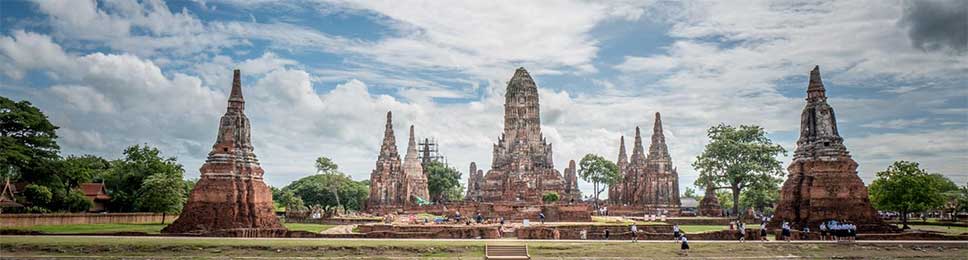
<box><xmin>562</xmin><ymin>160</ymin><xmax>582</xmax><ymax>202</ymax></box>
<box><xmin>402</xmin><ymin>125</ymin><xmax>430</xmax><ymax>204</ymax></box>
<box><xmin>163</xmin><ymin>69</ymin><xmax>284</xmax><ymax>234</ymax></box>
<box><xmin>611</xmin><ymin>113</ymin><xmax>681</xmax><ymax>214</ymax></box>
<box><xmin>698</xmin><ymin>179</ymin><xmax>723</xmax><ymax>216</ymax></box>
<box><xmin>770</xmin><ymin>66</ymin><xmax>887</xmax><ymax>231</ymax></box>
<box><xmin>465</xmin><ymin>162</ymin><xmax>484</xmax><ymax>202</ymax></box>
<box><xmin>367</xmin><ymin>112</ymin><xmax>405</xmax><ymax>208</ymax></box>
<box><xmin>481</xmin><ymin>67</ymin><xmax>571</xmax><ymax>203</ymax></box>
<box><xmin>609</xmin><ymin>136</ymin><xmax>629</xmax><ymax>204</ymax></box>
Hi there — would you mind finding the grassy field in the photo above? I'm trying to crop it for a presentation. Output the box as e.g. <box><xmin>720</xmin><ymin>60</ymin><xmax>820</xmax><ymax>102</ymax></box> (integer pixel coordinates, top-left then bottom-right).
<box><xmin>902</xmin><ymin>224</ymin><xmax>968</xmax><ymax>235</ymax></box>
<box><xmin>7</xmin><ymin>222</ymin><xmax>336</xmax><ymax>234</ymax></box>
<box><xmin>1</xmin><ymin>236</ymin><xmax>965</xmax><ymax>259</ymax></box>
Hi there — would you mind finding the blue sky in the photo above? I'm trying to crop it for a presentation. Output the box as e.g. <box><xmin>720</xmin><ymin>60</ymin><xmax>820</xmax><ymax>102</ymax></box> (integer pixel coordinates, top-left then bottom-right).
<box><xmin>1</xmin><ymin>0</ymin><xmax>965</xmax><ymax>195</ymax></box>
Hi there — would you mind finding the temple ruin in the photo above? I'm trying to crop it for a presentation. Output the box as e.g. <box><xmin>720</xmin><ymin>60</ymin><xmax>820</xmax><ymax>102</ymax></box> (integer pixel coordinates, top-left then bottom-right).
<box><xmin>769</xmin><ymin>66</ymin><xmax>890</xmax><ymax>231</ymax></box>
<box><xmin>367</xmin><ymin>113</ymin><xmax>430</xmax><ymax>208</ymax></box>
<box><xmin>162</xmin><ymin>69</ymin><xmax>285</xmax><ymax>235</ymax></box>
<box><xmin>464</xmin><ymin>162</ymin><xmax>484</xmax><ymax>202</ymax></box>
<box><xmin>609</xmin><ymin>113</ymin><xmax>682</xmax><ymax>215</ymax></box>
<box><xmin>479</xmin><ymin>67</ymin><xmax>578</xmax><ymax>203</ymax></box>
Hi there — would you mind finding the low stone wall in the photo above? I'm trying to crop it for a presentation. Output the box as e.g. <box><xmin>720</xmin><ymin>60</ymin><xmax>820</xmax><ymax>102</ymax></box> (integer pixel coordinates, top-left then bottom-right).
<box><xmin>0</xmin><ymin>213</ymin><xmax>178</xmax><ymax>227</ymax></box>
<box><xmin>368</xmin><ymin>202</ymin><xmax>591</xmax><ymax>222</ymax></box>
<box><xmin>285</xmin><ymin>217</ymin><xmax>381</xmax><ymax>225</ymax></box>
<box><xmin>515</xmin><ymin>225</ymin><xmax>762</xmax><ymax>240</ymax></box>
<box><xmin>356</xmin><ymin>224</ymin><xmax>500</xmax><ymax>239</ymax></box>
<box><xmin>604</xmin><ymin>205</ymin><xmax>682</xmax><ymax>217</ymax></box>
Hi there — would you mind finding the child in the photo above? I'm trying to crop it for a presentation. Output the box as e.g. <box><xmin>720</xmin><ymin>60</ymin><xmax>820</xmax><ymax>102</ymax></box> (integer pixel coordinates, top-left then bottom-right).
<box><xmin>819</xmin><ymin>222</ymin><xmax>827</xmax><ymax>241</ymax></box>
<box><xmin>673</xmin><ymin>224</ymin><xmax>681</xmax><ymax>243</ymax></box>
<box><xmin>760</xmin><ymin>222</ymin><xmax>768</xmax><ymax>241</ymax></box>
<box><xmin>738</xmin><ymin>223</ymin><xmax>746</xmax><ymax>242</ymax></box>
<box><xmin>680</xmin><ymin>235</ymin><xmax>690</xmax><ymax>256</ymax></box>
<box><xmin>781</xmin><ymin>221</ymin><xmax>791</xmax><ymax>242</ymax></box>
<box><xmin>630</xmin><ymin>224</ymin><xmax>638</xmax><ymax>243</ymax></box>
<box><xmin>553</xmin><ymin>227</ymin><xmax>561</xmax><ymax>240</ymax></box>
<box><xmin>580</xmin><ymin>229</ymin><xmax>588</xmax><ymax>240</ymax></box>
<box><xmin>604</xmin><ymin>229</ymin><xmax>610</xmax><ymax>240</ymax></box>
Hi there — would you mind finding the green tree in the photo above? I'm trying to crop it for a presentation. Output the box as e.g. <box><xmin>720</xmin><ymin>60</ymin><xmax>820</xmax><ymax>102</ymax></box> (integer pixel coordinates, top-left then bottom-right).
<box><xmin>22</xmin><ymin>184</ymin><xmax>52</xmax><ymax>207</ymax></box>
<box><xmin>738</xmin><ymin>175</ymin><xmax>782</xmax><ymax>214</ymax></box>
<box><xmin>315</xmin><ymin>156</ymin><xmax>338</xmax><ymax>174</ymax></box>
<box><xmin>59</xmin><ymin>189</ymin><xmax>93</xmax><ymax>213</ymax></box>
<box><xmin>0</xmin><ymin>96</ymin><xmax>60</xmax><ymax>182</ymax></box>
<box><xmin>136</xmin><ymin>172</ymin><xmax>186</xmax><ymax>223</ymax></box>
<box><xmin>60</xmin><ymin>155</ymin><xmax>111</xmax><ymax>188</ymax></box>
<box><xmin>285</xmin><ymin>172</ymin><xmax>369</xmax><ymax>213</ymax></box>
<box><xmin>426</xmin><ymin>161</ymin><xmax>463</xmax><ymax>203</ymax></box>
<box><xmin>693</xmin><ymin>124</ymin><xmax>786</xmax><ymax>219</ymax></box>
<box><xmin>869</xmin><ymin>161</ymin><xmax>951</xmax><ymax>229</ymax></box>
<box><xmin>103</xmin><ymin>144</ymin><xmax>185</xmax><ymax>212</ymax></box>
<box><xmin>682</xmin><ymin>187</ymin><xmax>700</xmax><ymax>200</ymax></box>
<box><xmin>577</xmin><ymin>154</ymin><xmax>620</xmax><ymax>208</ymax></box>
<box><xmin>542</xmin><ymin>192</ymin><xmax>560</xmax><ymax>203</ymax></box>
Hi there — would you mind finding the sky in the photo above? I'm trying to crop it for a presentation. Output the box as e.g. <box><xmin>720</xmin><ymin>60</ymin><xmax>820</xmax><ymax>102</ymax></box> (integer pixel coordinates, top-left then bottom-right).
<box><xmin>1</xmin><ymin>0</ymin><xmax>966</xmax><ymax>196</ymax></box>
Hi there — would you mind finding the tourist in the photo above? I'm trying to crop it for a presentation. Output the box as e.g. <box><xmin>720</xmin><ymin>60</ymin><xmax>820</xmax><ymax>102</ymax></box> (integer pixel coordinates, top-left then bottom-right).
<box><xmin>819</xmin><ymin>222</ymin><xmax>827</xmax><ymax>241</ymax></box>
<box><xmin>539</xmin><ymin>212</ymin><xmax>546</xmax><ymax>225</ymax></box>
<box><xmin>630</xmin><ymin>223</ymin><xmax>638</xmax><ymax>243</ymax></box>
<box><xmin>499</xmin><ymin>217</ymin><xmax>505</xmax><ymax>226</ymax></box>
<box><xmin>679</xmin><ymin>234</ymin><xmax>690</xmax><ymax>256</ymax></box>
<box><xmin>553</xmin><ymin>227</ymin><xmax>561</xmax><ymax>240</ymax></box>
<box><xmin>475</xmin><ymin>212</ymin><xmax>484</xmax><ymax>224</ymax></box>
<box><xmin>454</xmin><ymin>211</ymin><xmax>462</xmax><ymax>223</ymax></box>
<box><xmin>738</xmin><ymin>222</ymin><xmax>746</xmax><ymax>242</ymax></box>
<box><xmin>673</xmin><ymin>224</ymin><xmax>681</xmax><ymax>243</ymax></box>
<box><xmin>604</xmin><ymin>229</ymin><xmax>610</xmax><ymax>240</ymax></box>
<box><xmin>759</xmin><ymin>222</ymin><xmax>768</xmax><ymax>241</ymax></box>
<box><xmin>580</xmin><ymin>229</ymin><xmax>588</xmax><ymax>240</ymax></box>
<box><xmin>781</xmin><ymin>221</ymin><xmax>791</xmax><ymax>242</ymax></box>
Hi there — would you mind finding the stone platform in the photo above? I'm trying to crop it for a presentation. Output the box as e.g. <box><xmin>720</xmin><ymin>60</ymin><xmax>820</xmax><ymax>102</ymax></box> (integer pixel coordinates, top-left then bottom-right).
<box><xmin>367</xmin><ymin>202</ymin><xmax>592</xmax><ymax>222</ymax></box>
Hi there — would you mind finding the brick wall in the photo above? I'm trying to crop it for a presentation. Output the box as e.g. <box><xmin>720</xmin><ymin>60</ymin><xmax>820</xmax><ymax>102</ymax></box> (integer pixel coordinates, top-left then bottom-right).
<box><xmin>0</xmin><ymin>213</ymin><xmax>178</xmax><ymax>227</ymax></box>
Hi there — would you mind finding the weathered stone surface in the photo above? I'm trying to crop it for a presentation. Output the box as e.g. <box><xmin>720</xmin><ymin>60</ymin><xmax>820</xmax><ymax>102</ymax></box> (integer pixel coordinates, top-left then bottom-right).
<box><xmin>770</xmin><ymin>66</ymin><xmax>890</xmax><ymax>232</ymax></box>
<box><xmin>367</xmin><ymin>202</ymin><xmax>591</xmax><ymax>222</ymax></box>
<box><xmin>698</xmin><ymin>180</ymin><xmax>723</xmax><ymax>217</ymax></box>
<box><xmin>609</xmin><ymin>113</ymin><xmax>681</xmax><ymax>214</ymax></box>
<box><xmin>562</xmin><ymin>160</ymin><xmax>581</xmax><ymax>202</ymax></box>
<box><xmin>402</xmin><ymin>125</ymin><xmax>430</xmax><ymax>204</ymax></box>
<box><xmin>163</xmin><ymin>69</ymin><xmax>284</xmax><ymax>234</ymax></box>
<box><xmin>480</xmin><ymin>68</ymin><xmax>573</xmax><ymax>203</ymax></box>
<box><xmin>465</xmin><ymin>162</ymin><xmax>484</xmax><ymax>202</ymax></box>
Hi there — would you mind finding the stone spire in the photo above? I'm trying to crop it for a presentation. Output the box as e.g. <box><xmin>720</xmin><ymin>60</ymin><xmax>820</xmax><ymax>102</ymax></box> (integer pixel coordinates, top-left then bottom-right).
<box><xmin>501</xmin><ymin>67</ymin><xmax>544</xmax><ymax>148</ymax></box>
<box><xmin>379</xmin><ymin>111</ymin><xmax>399</xmax><ymax>160</ymax></box>
<box><xmin>630</xmin><ymin>126</ymin><xmax>646</xmax><ymax>165</ymax></box>
<box><xmin>163</xmin><ymin>69</ymin><xmax>283</xmax><ymax>234</ymax></box>
<box><xmin>617</xmin><ymin>135</ymin><xmax>629</xmax><ymax>171</ymax></box>
<box><xmin>793</xmin><ymin>66</ymin><xmax>847</xmax><ymax>160</ymax></box>
<box><xmin>647</xmin><ymin>112</ymin><xmax>670</xmax><ymax>160</ymax></box>
<box><xmin>402</xmin><ymin>125</ymin><xmax>429</xmax><ymax>203</ymax></box>
<box><xmin>806</xmin><ymin>65</ymin><xmax>826</xmax><ymax>101</ymax></box>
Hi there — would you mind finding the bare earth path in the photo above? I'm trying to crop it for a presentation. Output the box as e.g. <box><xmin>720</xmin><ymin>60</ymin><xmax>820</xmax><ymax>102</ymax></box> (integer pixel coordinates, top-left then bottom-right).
<box><xmin>318</xmin><ymin>224</ymin><xmax>356</xmax><ymax>235</ymax></box>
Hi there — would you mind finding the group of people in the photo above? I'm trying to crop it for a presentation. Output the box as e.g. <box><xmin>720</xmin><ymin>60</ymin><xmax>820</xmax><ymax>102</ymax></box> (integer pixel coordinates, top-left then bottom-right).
<box><xmin>820</xmin><ymin>220</ymin><xmax>857</xmax><ymax>242</ymax></box>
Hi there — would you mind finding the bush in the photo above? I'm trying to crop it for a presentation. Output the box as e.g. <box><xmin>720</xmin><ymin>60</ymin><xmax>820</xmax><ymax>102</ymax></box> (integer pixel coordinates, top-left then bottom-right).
<box><xmin>61</xmin><ymin>190</ymin><xmax>93</xmax><ymax>212</ymax></box>
<box><xmin>542</xmin><ymin>192</ymin><xmax>560</xmax><ymax>203</ymax></box>
<box><xmin>22</xmin><ymin>184</ymin><xmax>53</xmax><ymax>207</ymax></box>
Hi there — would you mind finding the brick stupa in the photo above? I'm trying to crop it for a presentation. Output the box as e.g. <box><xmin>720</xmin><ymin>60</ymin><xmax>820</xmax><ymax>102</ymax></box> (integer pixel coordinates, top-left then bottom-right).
<box><xmin>769</xmin><ymin>66</ymin><xmax>890</xmax><ymax>231</ymax></box>
<box><xmin>163</xmin><ymin>70</ymin><xmax>285</xmax><ymax>235</ymax></box>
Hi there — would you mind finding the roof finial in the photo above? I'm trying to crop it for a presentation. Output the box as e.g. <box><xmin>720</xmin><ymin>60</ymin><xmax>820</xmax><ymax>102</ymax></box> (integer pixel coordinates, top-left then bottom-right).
<box><xmin>227</xmin><ymin>69</ymin><xmax>244</xmax><ymax>111</ymax></box>
<box><xmin>807</xmin><ymin>65</ymin><xmax>826</xmax><ymax>100</ymax></box>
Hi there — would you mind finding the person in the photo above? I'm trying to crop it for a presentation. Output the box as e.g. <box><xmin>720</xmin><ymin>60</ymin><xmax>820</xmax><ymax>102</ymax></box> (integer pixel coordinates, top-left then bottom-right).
<box><xmin>673</xmin><ymin>224</ymin><xmax>681</xmax><ymax>243</ymax></box>
<box><xmin>455</xmin><ymin>211</ymin><xmax>462</xmax><ymax>223</ymax></box>
<box><xmin>604</xmin><ymin>229</ymin><xmax>610</xmax><ymax>240</ymax></box>
<box><xmin>553</xmin><ymin>227</ymin><xmax>561</xmax><ymax>240</ymax></box>
<box><xmin>781</xmin><ymin>221</ymin><xmax>791</xmax><ymax>242</ymax></box>
<box><xmin>819</xmin><ymin>222</ymin><xmax>827</xmax><ymax>241</ymax></box>
<box><xmin>630</xmin><ymin>224</ymin><xmax>638</xmax><ymax>243</ymax></box>
<box><xmin>475</xmin><ymin>212</ymin><xmax>484</xmax><ymax>224</ymax></box>
<box><xmin>499</xmin><ymin>216</ymin><xmax>505</xmax><ymax>226</ymax></box>
<box><xmin>738</xmin><ymin>222</ymin><xmax>746</xmax><ymax>242</ymax></box>
<box><xmin>580</xmin><ymin>229</ymin><xmax>588</xmax><ymax>240</ymax></box>
<box><xmin>760</xmin><ymin>222</ymin><xmax>768</xmax><ymax>241</ymax></box>
<box><xmin>539</xmin><ymin>212</ymin><xmax>546</xmax><ymax>225</ymax></box>
<box><xmin>680</xmin><ymin>234</ymin><xmax>690</xmax><ymax>256</ymax></box>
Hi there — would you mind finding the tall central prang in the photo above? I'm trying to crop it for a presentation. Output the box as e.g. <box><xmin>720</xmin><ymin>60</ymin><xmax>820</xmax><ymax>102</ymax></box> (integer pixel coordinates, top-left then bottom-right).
<box><xmin>480</xmin><ymin>67</ymin><xmax>577</xmax><ymax>203</ymax></box>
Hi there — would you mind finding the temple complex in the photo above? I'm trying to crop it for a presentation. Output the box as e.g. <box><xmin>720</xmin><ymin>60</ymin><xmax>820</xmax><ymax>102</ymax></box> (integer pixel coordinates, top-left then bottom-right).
<box><xmin>770</xmin><ymin>66</ymin><xmax>889</xmax><ymax>231</ymax></box>
<box><xmin>465</xmin><ymin>162</ymin><xmax>484</xmax><ymax>202</ymax></box>
<box><xmin>162</xmin><ymin>69</ymin><xmax>284</xmax><ymax>234</ymax></box>
<box><xmin>480</xmin><ymin>67</ymin><xmax>575</xmax><ymax>203</ymax></box>
<box><xmin>609</xmin><ymin>113</ymin><xmax>681</xmax><ymax>215</ymax></box>
<box><xmin>367</xmin><ymin>113</ymin><xmax>430</xmax><ymax>208</ymax></box>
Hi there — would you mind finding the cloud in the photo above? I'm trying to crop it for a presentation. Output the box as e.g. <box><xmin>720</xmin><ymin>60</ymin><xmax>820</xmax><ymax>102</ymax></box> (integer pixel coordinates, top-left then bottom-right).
<box><xmin>899</xmin><ymin>0</ymin><xmax>968</xmax><ymax>53</ymax></box>
<box><xmin>861</xmin><ymin>118</ymin><xmax>929</xmax><ymax>129</ymax></box>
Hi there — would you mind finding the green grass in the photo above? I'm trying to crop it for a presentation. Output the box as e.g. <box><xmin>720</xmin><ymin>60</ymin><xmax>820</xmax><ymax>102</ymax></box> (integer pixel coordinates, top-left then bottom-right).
<box><xmin>8</xmin><ymin>223</ymin><xmax>169</xmax><ymax>234</ymax></box>
<box><xmin>282</xmin><ymin>223</ymin><xmax>336</xmax><ymax>233</ymax></box>
<box><xmin>678</xmin><ymin>225</ymin><xmax>727</xmax><ymax>233</ymax></box>
<box><xmin>2</xmin><ymin>236</ymin><xmax>966</xmax><ymax>259</ymax></box>
<box><xmin>905</xmin><ymin>224</ymin><xmax>968</xmax><ymax>235</ymax></box>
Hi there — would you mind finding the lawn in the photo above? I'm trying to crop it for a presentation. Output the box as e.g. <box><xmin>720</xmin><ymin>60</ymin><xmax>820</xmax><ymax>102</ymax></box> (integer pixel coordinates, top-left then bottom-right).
<box><xmin>2</xmin><ymin>236</ymin><xmax>965</xmax><ymax>259</ymax></box>
<box><xmin>905</xmin><ymin>224</ymin><xmax>968</xmax><ymax>235</ymax></box>
<box><xmin>7</xmin><ymin>222</ymin><xmax>336</xmax><ymax>234</ymax></box>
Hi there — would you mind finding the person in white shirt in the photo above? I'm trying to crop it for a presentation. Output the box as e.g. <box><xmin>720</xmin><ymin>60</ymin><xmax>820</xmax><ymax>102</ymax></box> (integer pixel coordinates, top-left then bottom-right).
<box><xmin>760</xmin><ymin>222</ymin><xmax>768</xmax><ymax>241</ymax></box>
<box><xmin>630</xmin><ymin>224</ymin><xmax>638</xmax><ymax>243</ymax></box>
<box><xmin>738</xmin><ymin>223</ymin><xmax>746</xmax><ymax>242</ymax></box>
<box><xmin>673</xmin><ymin>224</ymin><xmax>681</xmax><ymax>243</ymax></box>
<box><xmin>781</xmin><ymin>221</ymin><xmax>791</xmax><ymax>242</ymax></box>
<box><xmin>679</xmin><ymin>235</ymin><xmax>690</xmax><ymax>256</ymax></box>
